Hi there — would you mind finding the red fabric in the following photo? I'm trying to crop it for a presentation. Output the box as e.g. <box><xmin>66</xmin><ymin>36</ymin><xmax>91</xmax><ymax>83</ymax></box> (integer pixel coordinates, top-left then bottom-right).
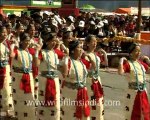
<box><xmin>91</xmin><ymin>80</ymin><xmax>104</xmax><ymax>103</ymax></box>
<box><xmin>54</xmin><ymin>48</ymin><xmax>65</xmax><ymax>60</ymax></box>
<box><xmin>28</xmin><ymin>48</ymin><xmax>38</xmax><ymax>78</ymax></box>
<box><xmin>20</xmin><ymin>73</ymin><xmax>31</xmax><ymax>93</ymax></box>
<box><xmin>139</xmin><ymin>61</ymin><xmax>149</xmax><ymax>71</ymax></box>
<box><xmin>123</xmin><ymin>60</ymin><xmax>149</xmax><ymax>73</ymax></box>
<box><xmin>96</xmin><ymin>52</ymin><xmax>104</xmax><ymax>63</ymax></box>
<box><xmin>68</xmin><ymin>58</ymin><xmax>71</xmax><ymax>75</ymax></box>
<box><xmin>81</xmin><ymin>58</ymin><xmax>91</xmax><ymax>70</ymax></box>
<box><xmin>34</xmin><ymin>38</ymin><xmax>39</xmax><ymax>43</ymax></box>
<box><xmin>28</xmin><ymin>48</ymin><xmax>36</xmax><ymax>56</ymax></box>
<box><xmin>14</xmin><ymin>47</ymin><xmax>18</xmax><ymax>60</ymax></box>
<box><xmin>131</xmin><ymin>91</ymin><xmax>150</xmax><ymax>120</ymax></box>
<box><xmin>75</xmin><ymin>87</ymin><xmax>90</xmax><ymax>119</ymax></box>
<box><xmin>38</xmin><ymin>51</ymin><xmax>43</xmax><ymax>61</ymax></box>
<box><xmin>45</xmin><ymin>78</ymin><xmax>56</xmax><ymax>106</ymax></box>
<box><xmin>0</xmin><ymin>67</ymin><xmax>6</xmax><ymax>89</ymax></box>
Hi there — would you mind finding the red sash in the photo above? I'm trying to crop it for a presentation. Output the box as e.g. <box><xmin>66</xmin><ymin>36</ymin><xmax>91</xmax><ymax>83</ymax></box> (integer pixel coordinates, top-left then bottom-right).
<box><xmin>20</xmin><ymin>73</ymin><xmax>31</xmax><ymax>93</ymax></box>
<box><xmin>75</xmin><ymin>87</ymin><xmax>90</xmax><ymax>119</ymax></box>
<box><xmin>91</xmin><ymin>80</ymin><xmax>104</xmax><ymax>103</ymax></box>
<box><xmin>131</xmin><ymin>91</ymin><xmax>150</xmax><ymax>120</ymax></box>
<box><xmin>45</xmin><ymin>78</ymin><xmax>56</xmax><ymax>106</ymax></box>
<box><xmin>0</xmin><ymin>67</ymin><xmax>6</xmax><ymax>89</ymax></box>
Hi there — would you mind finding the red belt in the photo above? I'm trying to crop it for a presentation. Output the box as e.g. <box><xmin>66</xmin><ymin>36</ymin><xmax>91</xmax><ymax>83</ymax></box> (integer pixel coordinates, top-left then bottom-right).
<box><xmin>45</xmin><ymin>78</ymin><xmax>56</xmax><ymax>106</ymax></box>
<box><xmin>75</xmin><ymin>87</ymin><xmax>90</xmax><ymax>119</ymax></box>
<box><xmin>20</xmin><ymin>73</ymin><xmax>31</xmax><ymax>93</ymax></box>
<box><xmin>131</xmin><ymin>91</ymin><xmax>150</xmax><ymax>120</ymax></box>
<box><xmin>91</xmin><ymin>79</ymin><xmax>104</xmax><ymax>103</ymax></box>
<box><xmin>0</xmin><ymin>67</ymin><xmax>6</xmax><ymax>89</ymax></box>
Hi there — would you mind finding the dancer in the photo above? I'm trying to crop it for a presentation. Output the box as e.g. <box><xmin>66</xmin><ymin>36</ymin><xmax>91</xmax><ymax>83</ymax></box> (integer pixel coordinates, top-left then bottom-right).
<box><xmin>37</xmin><ymin>32</ymin><xmax>60</xmax><ymax>120</ymax></box>
<box><xmin>118</xmin><ymin>43</ymin><xmax>150</xmax><ymax>120</ymax></box>
<box><xmin>12</xmin><ymin>32</ymin><xmax>38</xmax><ymax>120</ymax></box>
<box><xmin>61</xmin><ymin>40</ymin><xmax>90</xmax><ymax>120</ymax></box>
<box><xmin>0</xmin><ymin>26</ymin><xmax>14</xmax><ymax>117</ymax></box>
<box><xmin>83</xmin><ymin>35</ymin><xmax>105</xmax><ymax>120</ymax></box>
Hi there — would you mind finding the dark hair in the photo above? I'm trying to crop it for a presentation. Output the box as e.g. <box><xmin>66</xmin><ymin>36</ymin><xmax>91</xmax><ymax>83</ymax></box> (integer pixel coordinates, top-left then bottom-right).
<box><xmin>26</xmin><ymin>24</ymin><xmax>35</xmax><ymax>33</ymax></box>
<box><xmin>85</xmin><ymin>34</ymin><xmax>96</xmax><ymax>43</ymax></box>
<box><xmin>5</xmin><ymin>22</ymin><xmax>12</xmax><ymax>28</ymax></box>
<box><xmin>69</xmin><ymin>40</ymin><xmax>80</xmax><ymax>56</ymax></box>
<box><xmin>19</xmin><ymin>32</ymin><xmax>30</xmax><ymax>48</ymax></box>
<box><xmin>20</xmin><ymin>32</ymin><xmax>30</xmax><ymax>41</ymax></box>
<box><xmin>62</xmin><ymin>31</ymin><xmax>73</xmax><ymax>40</ymax></box>
<box><xmin>9</xmin><ymin>14</ymin><xmax>16</xmax><ymax>19</ymax></box>
<box><xmin>0</xmin><ymin>26</ymin><xmax>6</xmax><ymax>33</ymax></box>
<box><xmin>15</xmin><ymin>22</ymin><xmax>24</xmax><ymax>30</ymax></box>
<box><xmin>41</xmin><ymin>31</ymin><xmax>56</xmax><ymax>42</ymax></box>
<box><xmin>128</xmin><ymin>43</ymin><xmax>140</xmax><ymax>54</ymax></box>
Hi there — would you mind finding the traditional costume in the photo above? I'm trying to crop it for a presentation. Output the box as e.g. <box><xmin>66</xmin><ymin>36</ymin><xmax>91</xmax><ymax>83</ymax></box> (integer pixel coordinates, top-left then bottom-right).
<box><xmin>12</xmin><ymin>48</ymin><xmax>36</xmax><ymax>120</ymax></box>
<box><xmin>61</xmin><ymin>56</ymin><xmax>90</xmax><ymax>120</ymax></box>
<box><xmin>0</xmin><ymin>42</ymin><xmax>14</xmax><ymax>116</ymax></box>
<box><xmin>123</xmin><ymin>60</ymin><xmax>150</xmax><ymax>120</ymax></box>
<box><xmin>38</xmin><ymin>49</ymin><xmax>60</xmax><ymax>120</ymax></box>
<box><xmin>83</xmin><ymin>52</ymin><xmax>104</xmax><ymax>120</ymax></box>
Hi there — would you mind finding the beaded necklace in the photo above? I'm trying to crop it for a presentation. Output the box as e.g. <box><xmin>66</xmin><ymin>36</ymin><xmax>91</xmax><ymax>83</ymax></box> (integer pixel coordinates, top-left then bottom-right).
<box><xmin>45</xmin><ymin>50</ymin><xmax>57</xmax><ymax>78</ymax></box>
<box><xmin>92</xmin><ymin>53</ymin><xmax>99</xmax><ymax>80</ymax></box>
<box><xmin>71</xmin><ymin>58</ymin><xmax>87</xmax><ymax>88</ymax></box>
<box><xmin>0</xmin><ymin>43</ymin><xmax>8</xmax><ymax>67</ymax></box>
<box><xmin>46</xmin><ymin>50</ymin><xmax>57</xmax><ymax>70</ymax></box>
<box><xmin>20</xmin><ymin>49</ymin><xmax>32</xmax><ymax>73</ymax></box>
<box><xmin>130</xmin><ymin>60</ymin><xmax>146</xmax><ymax>91</ymax></box>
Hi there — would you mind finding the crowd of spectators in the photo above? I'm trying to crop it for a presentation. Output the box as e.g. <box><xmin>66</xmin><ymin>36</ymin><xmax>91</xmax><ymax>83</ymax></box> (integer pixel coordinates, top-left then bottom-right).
<box><xmin>0</xmin><ymin>10</ymin><xmax>149</xmax><ymax>53</ymax></box>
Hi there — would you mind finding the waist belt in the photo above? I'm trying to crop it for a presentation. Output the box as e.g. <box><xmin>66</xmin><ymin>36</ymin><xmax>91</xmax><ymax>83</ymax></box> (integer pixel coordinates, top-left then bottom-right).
<box><xmin>88</xmin><ymin>70</ymin><xmax>99</xmax><ymax>80</ymax></box>
<box><xmin>41</xmin><ymin>71</ymin><xmax>58</xmax><ymax>79</ymax></box>
<box><xmin>0</xmin><ymin>60</ymin><xmax>8</xmax><ymax>68</ymax></box>
<box><xmin>128</xmin><ymin>82</ymin><xmax>145</xmax><ymax>90</ymax></box>
<box><xmin>13</xmin><ymin>67</ymin><xmax>32</xmax><ymax>74</ymax></box>
<box><xmin>64</xmin><ymin>81</ymin><xmax>86</xmax><ymax>90</ymax></box>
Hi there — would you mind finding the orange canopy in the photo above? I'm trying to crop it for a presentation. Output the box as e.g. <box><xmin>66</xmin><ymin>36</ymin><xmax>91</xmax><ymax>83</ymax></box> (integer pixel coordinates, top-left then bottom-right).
<box><xmin>114</xmin><ymin>8</ymin><xmax>131</xmax><ymax>14</ymax></box>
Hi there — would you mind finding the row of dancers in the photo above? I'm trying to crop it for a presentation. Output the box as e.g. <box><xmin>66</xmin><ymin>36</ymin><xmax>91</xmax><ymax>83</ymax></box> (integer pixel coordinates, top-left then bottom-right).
<box><xmin>0</xmin><ymin>24</ymin><xmax>150</xmax><ymax>120</ymax></box>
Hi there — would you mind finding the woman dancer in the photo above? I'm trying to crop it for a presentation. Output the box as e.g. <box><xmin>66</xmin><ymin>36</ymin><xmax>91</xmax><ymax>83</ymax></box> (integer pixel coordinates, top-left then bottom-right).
<box><xmin>12</xmin><ymin>32</ymin><xmax>38</xmax><ymax>120</ymax></box>
<box><xmin>118</xmin><ymin>43</ymin><xmax>150</xmax><ymax>120</ymax></box>
<box><xmin>37</xmin><ymin>32</ymin><xmax>60</xmax><ymax>120</ymax></box>
<box><xmin>61</xmin><ymin>40</ymin><xmax>90</xmax><ymax>120</ymax></box>
<box><xmin>0</xmin><ymin>26</ymin><xmax>14</xmax><ymax>117</ymax></box>
<box><xmin>83</xmin><ymin>35</ymin><xmax>106</xmax><ymax>120</ymax></box>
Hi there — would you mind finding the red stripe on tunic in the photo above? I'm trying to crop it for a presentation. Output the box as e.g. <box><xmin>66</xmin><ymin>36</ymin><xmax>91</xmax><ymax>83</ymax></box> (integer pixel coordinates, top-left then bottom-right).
<box><xmin>45</xmin><ymin>78</ymin><xmax>56</xmax><ymax>106</ymax></box>
<box><xmin>0</xmin><ymin>67</ymin><xmax>6</xmax><ymax>89</ymax></box>
<box><xmin>131</xmin><ymin>91</ymin><xmax>150</xmax><ymax>120</ymax></box>
<box><xmin>75</xmin><ymin>87</ymin><xmax>90</xmax><ymax>119</ymax></box>
<box><xmin>91</xmin><ymin>80</ymin><xmax>104</xmax><ymax>103</ymax></box>
<box><xmin>54</xmin><ymin>48</ymin><xmax>65</xmax><ymax>60</ymax></box>
<box><xmin>28</xmin><ymin>48</ymin><xmax>39</xmax><ymax>78</ymax></box>
<box><xmin>20</xmin><ymin>73</ymin><xmax>31</xmax><ymax>93</ymax></box>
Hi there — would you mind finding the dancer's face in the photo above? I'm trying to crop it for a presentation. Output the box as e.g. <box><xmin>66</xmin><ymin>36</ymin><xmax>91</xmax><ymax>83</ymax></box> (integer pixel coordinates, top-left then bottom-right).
<box><xmin>73</xmin><ymin>43</ymin><xmax>83</xmax><ymax>58</ymax></box>
<box><xmin>130</xmin><ymin>46</ymin><xmax>141</xmax><ymax>60</ymax></box>
<box><xmin>0</xmin><ymin>27</ymin><xmax>7</xmax><ymax>42</ymax></box>
<box><xmin>87</xmin><ymin>37</ymin><xmax>97</xmax><ymax>51</ymax></box>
